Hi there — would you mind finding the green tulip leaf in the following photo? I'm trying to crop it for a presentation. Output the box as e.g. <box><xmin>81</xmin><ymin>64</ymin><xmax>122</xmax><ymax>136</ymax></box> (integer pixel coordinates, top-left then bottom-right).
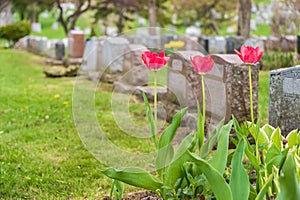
<box><xmin>230</xmin><ymin>140</ymin><xmax>250</xmax><ymax>200</ymax></box>
<box><xmin>286</xmin><ymin>129</ymin><xmax>298</xmax><ymax>148</ymax></box>
<box><xmin>270</xmin><ymin>127</ymin><xmax>282</xmax><ymax>151</ymax></box>
<box><xmin>255</xmin><ymin>174</ymin><xmax>273</xmax><ymax>200</ymax></box>
<box><xmin>209</xmin><ymin>120</ymin><xmax>233</xmax><ymax>174</ymax></box>
<box><xmin>189</xmin><ymin>152</ymin><xmax>233</xmax><ymax>200</ymax></box>
<box><xmin>102</xmin><ymin>167</ymin><xmax>163</xmax><ymax>191</ymax></box>
<box><xmin>199</xmin><ymin>118</ymin><xmax>225</xmax><ymax>158</ymax></box>
<box><xmin>276</xmin><ymin>153</ymin><xmax>300</xmax><ymax>200</ymax></box>
<box><xmin>262</xmin><ymin>124</ymin><xmax>275</xmax><ymax>139</ymax></box>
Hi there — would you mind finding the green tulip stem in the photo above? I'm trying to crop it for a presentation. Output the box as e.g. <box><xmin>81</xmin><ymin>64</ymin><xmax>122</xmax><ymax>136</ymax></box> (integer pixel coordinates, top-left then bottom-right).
<box><xmin>154</xmin><ymin>71</ymin><xmax>158</xmax><ymax>147</ymax></box>
<box><xmin>201</xmin><ymin>74</ymin><xmax>206</xmax><ymax>145</ymax></box>
<box><xmin>248</xmin><ymin>64</ymin><xmax>254</xmax><ymax>124</ymax></box>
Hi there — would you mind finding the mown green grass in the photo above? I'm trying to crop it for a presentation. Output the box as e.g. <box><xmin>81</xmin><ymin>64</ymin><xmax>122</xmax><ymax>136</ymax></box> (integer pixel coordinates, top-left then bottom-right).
<box><xmin>0</xmin><ymin>49</ymin><xmax>117</xmax><ymax>198</ymax></box>
<box><xmin>0</xmin><ymin>49</ymin><xmax>270</xmax><ymax>198</ymax></box>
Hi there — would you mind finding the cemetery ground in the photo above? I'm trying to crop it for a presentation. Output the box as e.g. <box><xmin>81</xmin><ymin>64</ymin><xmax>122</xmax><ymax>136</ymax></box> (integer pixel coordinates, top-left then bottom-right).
<box><xmin>0</xmin><ymin>49</ymin><xmax>269</xmax><ymax>198</ymax></box>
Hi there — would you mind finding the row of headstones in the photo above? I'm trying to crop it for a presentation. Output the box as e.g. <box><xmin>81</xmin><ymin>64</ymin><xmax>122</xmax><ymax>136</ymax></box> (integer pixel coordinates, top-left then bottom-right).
<box><xmin>16</xmin><ymin>30</ymin><xmax>87</xmax><ymax>60</ymax></box>
<box><xmin>82</xmin><ymin>36</ymin><xmax>299</xmax><ymax>136</ymax></box>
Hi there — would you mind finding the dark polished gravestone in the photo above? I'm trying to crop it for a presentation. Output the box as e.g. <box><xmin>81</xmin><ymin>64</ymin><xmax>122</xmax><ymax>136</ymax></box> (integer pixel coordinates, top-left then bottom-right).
<box><xmin>269</xmin><ymin>65</ymin><xmax>300</xmax><ymax>135</ymax></box>
<box><xmin>226</xmin><ymin>36</ymin><xmax>245</xmax><ymax>54</ymax></box>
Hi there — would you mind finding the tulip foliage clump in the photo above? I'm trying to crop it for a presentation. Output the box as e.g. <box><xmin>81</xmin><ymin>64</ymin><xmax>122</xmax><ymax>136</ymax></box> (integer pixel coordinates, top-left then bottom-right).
<box><xmin>102</xmin><ymin>47</ymin><xmax>300</xmax><ymax>200</ymax></box>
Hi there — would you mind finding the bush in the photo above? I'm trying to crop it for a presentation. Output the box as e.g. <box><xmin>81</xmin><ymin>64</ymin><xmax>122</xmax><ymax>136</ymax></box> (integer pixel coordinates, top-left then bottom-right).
<box><xmin>260</xmin><ymin>51</ymin><xmax>297</xmax><ymax>70</ymax></box>
<box><xmin>0</xmin><ymin>21</ymin><xmax>31</xmax><ymax>47</ymax></box>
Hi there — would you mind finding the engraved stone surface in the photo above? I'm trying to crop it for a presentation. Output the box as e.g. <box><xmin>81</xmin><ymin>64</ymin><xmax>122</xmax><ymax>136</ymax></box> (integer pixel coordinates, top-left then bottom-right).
<box><xmin>269</xmin><ymin>65</ymin><xmax>300</xmax><ymax>135</ymax></box>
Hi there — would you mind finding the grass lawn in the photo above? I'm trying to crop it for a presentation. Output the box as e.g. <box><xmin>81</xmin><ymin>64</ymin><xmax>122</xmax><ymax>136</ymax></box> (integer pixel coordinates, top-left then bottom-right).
<box><xmin>0</xmin><ymin>49</ymin><xmax>270</xmax><ymax>198</ymax></box>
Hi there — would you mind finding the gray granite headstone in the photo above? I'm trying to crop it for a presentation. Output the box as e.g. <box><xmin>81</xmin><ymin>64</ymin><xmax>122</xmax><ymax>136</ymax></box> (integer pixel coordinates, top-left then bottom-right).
<box><xmin>102</xmin><ymin>37</ymin><xmax>129</xmax><ymax>73</ymax></box>
<box><xmin>280</xmin><ymin>36</ymin><xmax>296</xmax><ymax>53</ymax></box>
<box><xmin>269</xmin><ymin>65</ymin><xmax>300</xmax><ymax>135</ymax></box>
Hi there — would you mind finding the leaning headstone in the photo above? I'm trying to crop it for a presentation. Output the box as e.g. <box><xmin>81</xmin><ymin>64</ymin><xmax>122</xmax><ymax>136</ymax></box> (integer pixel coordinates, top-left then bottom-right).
<box><xmin>68</xmin><ymin>30</ymin><xmax>85</xmax><ymax>58</ymax></box>
<box><xmin>226</xmin><ymin>36</ymin><xmax>245</xmax><ymax>54</ymax></box>
<box><xmin>269</xmin><ymin>65</ymin><xmax>300</xmax><ymax>135</ymax></box>
<box><xmin>211</xmin><ymin>54</ymin><xmax>259</xmax><ymax>123</ymax></box>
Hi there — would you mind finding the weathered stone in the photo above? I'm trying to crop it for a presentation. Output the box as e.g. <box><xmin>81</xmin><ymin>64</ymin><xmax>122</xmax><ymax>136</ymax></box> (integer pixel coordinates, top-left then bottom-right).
<box><xmin>43</xmin><ymin>65</ymin><xmax>79</xmax><ymax>77</ymax></box>
<box><xmin>55</xmin><ymin>42</ymin><xmax>65</xmax><ymax>60</ymax></box>
<box><xmin>269</xmin><ymin>65</ymin><xmax>300</xmax><ymax>136</ymax></box>
<box><xmin>82</xmin><ymin>37</ymin><xmax>98</xmax><ymax>71</ymax></box>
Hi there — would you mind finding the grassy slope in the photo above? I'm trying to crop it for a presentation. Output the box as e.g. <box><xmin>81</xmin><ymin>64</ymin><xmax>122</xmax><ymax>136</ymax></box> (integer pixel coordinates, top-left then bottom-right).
<box><xmin>0</xmin><ymin>50</ymin><xmax>110</xmax><ymax>198</ymax></box>
<box><xmin>0</xmin><ymin>49</ymin><xmax>270</xmax><ymax>198</ymax></box>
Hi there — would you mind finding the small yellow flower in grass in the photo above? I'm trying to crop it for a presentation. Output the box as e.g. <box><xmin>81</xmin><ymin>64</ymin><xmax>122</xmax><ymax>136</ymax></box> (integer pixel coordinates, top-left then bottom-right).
<box><xmin>63</xmin><ymin>101</ymin><xmax>69</xmax><ymax>105</ymax></box>
<box><xmin>54</xmin><ymin>94</ymin><xmax>60</xmax><ymax>99</ymax></box>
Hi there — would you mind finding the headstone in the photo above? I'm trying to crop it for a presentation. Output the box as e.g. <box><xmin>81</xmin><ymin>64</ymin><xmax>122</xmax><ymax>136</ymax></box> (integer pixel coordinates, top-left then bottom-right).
<box><xmin>185</xmin><ymin>26</ymin><xmax>201</xmax><ymax>37</ymax></box>
<box><xmin>52</xmin><ymin>22</ymin><xmax>58</xmax><ymax>30</ymax></box>
<box><xmin>250</xmin><ymin>20</ymin><xmax>257</xmax><ymax>31</ymax></box>
<box><xmin>211</xmin><ymin>54</ymin><xmax>259</xmax><ymax>122</ymax></box>
<box><xmin>31</xmin><ymin>22</ymin><xmax>42</xmax><ymax>33</ymax></box>
<box><xmin>280</xmin><ymin>36</ymin><xmax>296</xmax><ymax>52</ymax></box>
<box><xmin>68</xmin><ymin>30</ymin><xmax>85</xmax><ymax>58</ymax></box>
<box><xmin>41</xmin><ymin>10</ymin><xmax>48</xmax><ymax>18</ymax></box>
<box><xmin>138</xmin><ymin>17</ymin><xmax>147</xmax><ymax>26</ymax></box>
<box><xmin>209</xmin><ymin>36</ymin><xmax>226</xmax><ymax>54</ymax></box>
<box><xmin>226</xmin><ymin>36</ymin><xmax>245</xmax><ymax>54</ymax></box>
<box><xmin>297</xmin><ymin>35</ymin><xmax>300</xmax><ymax>55</ymax></box>
<box><xmin>265</xmin><ymin>36</ymin><xmax>280</xmax><ymax>51</ymax></box>
<box><xmin>82</xmin><ymin>37</ymin><xmax>98</xmax><ymax>71</ymax></box>
<box><xmin>55</xmin><ymin>42</ymin><xmax>65</xmax><ymax>60</ymax></box>
<box><xmin>269</xmin><ymin>65</ymin><xmax>300</xmax><ymax>135</ymax></box>
<box><xmin>198</xmin><ymin>36</ymin><xmax>209</xmax><ymax>53</ymax></box>
<box><xmin>113</xmin><ymin>44</ymin><xmax>149</xmax><ymax>93</ymax></box>
<box><xmin>244</xmin><ymin>38</ymin><xmax>264</xmax><ymax>51</ymax></box>
<box><xmin>177</xmin><ymin>36</ymin><xmax>200</xmax><ymax>51</ymax></box>
<box><xmin>102</xmin><ymin>37</ymin><xmax>129</xmax><ymax>73</ymax></box>
<box><xmin>84</xmin><ymin>28</ymin><xmax>91</xmax><ymax>35</ymax></box>
<box><xmin>255</xmin><ymin>16</ymin><xmax>263</xmax><ymax>25</ymax></box>
<box><xmin>226</xmin><ymin>27</ymin><xmax>235</xmax><ymax>34</ymax></box>
<box><xmin>107</xmin><ymin>27</ymin><xmax>117</xmax><ymax>36</ymax></box>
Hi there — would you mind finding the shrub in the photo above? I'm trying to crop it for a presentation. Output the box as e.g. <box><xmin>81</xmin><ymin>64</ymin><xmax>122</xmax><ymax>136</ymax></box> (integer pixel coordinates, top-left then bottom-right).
<box><xmin>0</xmin><ymin>21</ymin><xmax>31</xmax><ymax>47</ymax></box>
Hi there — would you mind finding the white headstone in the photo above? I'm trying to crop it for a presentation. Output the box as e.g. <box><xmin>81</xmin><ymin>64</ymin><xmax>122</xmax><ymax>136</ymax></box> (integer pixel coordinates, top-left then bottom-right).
<box><xmin>185</xmin><ymin>26</ymin><xmax>201</xmax><ymax>37</ymax></box>
<box><xmin>52</xmin><ymin>22</ymin><xmax>58</xmax><ymax>30</ymax></box>
<box><xmin>31</xmin><ymin>22</ymin><xmax>42</xmax><ymax>33</ymax></box>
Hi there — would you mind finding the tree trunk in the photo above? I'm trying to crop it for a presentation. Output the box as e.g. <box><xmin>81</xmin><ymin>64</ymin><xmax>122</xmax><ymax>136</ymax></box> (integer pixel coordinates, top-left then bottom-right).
<box><xmin>237</xmin><ymin>0</ymin><xmax>251</xmax><ymax>38</ymax></box>
<box><xmin>117</xmin><ymin>7</ymin><xmax>124</xmax><ymax>34</ymax></box>
<box><xmin>210</xmin><ymin>9</ymin><xmax>219</xmax><ymax>35</ymax></box>
<box><xmin>148</xmin><ymin>0</ymin><xmax>157</xmax><ymax>35</ymax></box>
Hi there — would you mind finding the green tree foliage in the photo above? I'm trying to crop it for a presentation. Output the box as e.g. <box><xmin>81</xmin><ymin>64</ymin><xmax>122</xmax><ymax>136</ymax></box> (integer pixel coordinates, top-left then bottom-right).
<box><xmin>93</xmin><ymin>0</ymin><xmax>139</xmax><ymax>34</ymax></box>
<box><xmin>11</xmin><ymin>0</ymin><xmax>55</xmax><ymax>22</ymax></box>
<box><xmin>0</xmin><ymin>21</ymin><xmax>31</xmax><ymax>47</ymax></box>
<box><xmin>170</xmin><ymin>0</ymin><xmax>238</xmax><ymax>35</ymax></box>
